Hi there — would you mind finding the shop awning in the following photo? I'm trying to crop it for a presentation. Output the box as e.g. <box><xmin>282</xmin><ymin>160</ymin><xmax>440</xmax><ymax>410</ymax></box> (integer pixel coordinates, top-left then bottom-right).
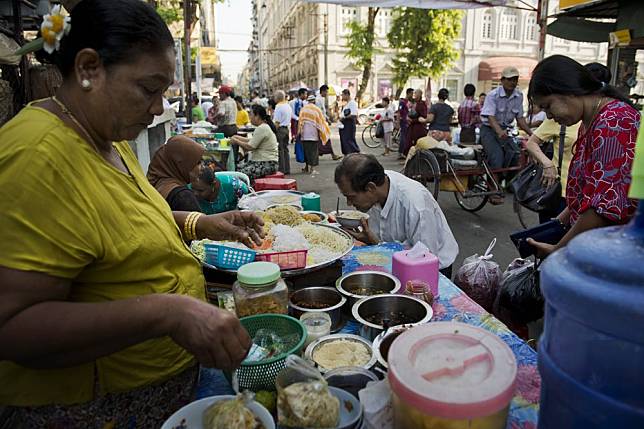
<box><xmin>302</xmin><ymin>0</ymin><xmax>506</xmax><ymax>9</ymax></box>
<box><xmin>478</xmin><ymin>57</ymin><xmax>538</xmax><ymax>81</ymax></box>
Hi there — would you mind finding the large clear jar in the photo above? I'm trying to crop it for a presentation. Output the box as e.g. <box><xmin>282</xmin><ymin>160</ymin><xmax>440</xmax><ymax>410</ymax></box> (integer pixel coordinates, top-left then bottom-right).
<box><xmin>233</xmin><ymin>262</ymin><xmax>288</xmax><ymax>318</ymax></box>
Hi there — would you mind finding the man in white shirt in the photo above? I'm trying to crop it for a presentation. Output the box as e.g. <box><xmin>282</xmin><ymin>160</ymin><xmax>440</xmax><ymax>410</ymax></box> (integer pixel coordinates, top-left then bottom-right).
<box><xmin>335</xmin><ymin>153</ymin><xmax>459</xmax><ymax>277</ymax></box>
<box><xmin>315</xmin><ymin>84</ymin><xmax>343</xmax><ymax>161</ymax></box>
<box><xmin>290</xmin><ymin>88</ymin><xmax>308</xmax><ymax>143</ymax></box>
<box><xmin>272</xmin><ymin>90</ymin><xmax>293</xmax><ymax>175</ymax></box>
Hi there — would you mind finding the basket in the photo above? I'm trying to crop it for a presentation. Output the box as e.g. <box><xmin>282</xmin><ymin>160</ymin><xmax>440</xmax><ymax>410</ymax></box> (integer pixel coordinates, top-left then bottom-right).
<box><xmin>255</xmin><ymin>249</ymin><xmax>308</xmax><ymax>270</ymax></box>
<box><xmin>227</xmin><ymin>314</ymin><xmax>306</xmax><ymax>392</ymax></box>
<box><xmin>204</xmin><ymin>244</ymin><xmax>256</xmax><ymax>270</ymax></box>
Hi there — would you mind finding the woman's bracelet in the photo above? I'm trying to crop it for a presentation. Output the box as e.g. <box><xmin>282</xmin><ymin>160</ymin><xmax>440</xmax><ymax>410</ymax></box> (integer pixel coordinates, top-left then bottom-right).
<box><xmin>184</xmin><ymin>212</ymin><xmax>203</xmax><ymax>241</ymax></box>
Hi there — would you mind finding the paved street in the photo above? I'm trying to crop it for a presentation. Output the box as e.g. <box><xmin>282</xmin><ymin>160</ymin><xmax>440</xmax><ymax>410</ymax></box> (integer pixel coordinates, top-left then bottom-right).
<box><xmin>286</xmin><ymin>126</ymin><xmax>538</xmax><ymax>271</ymax></box>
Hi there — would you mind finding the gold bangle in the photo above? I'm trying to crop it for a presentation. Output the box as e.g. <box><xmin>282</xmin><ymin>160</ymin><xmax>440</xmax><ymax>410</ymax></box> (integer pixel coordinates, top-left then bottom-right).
<box><xmin>184</xmin><ymin>212</ymin><xmax>199</xmax><ymax>240</ymax></box>
<box><xmin>192</xmin><ymin>213</ymin><xmax>203</xmax><ymax>240</ymax></box>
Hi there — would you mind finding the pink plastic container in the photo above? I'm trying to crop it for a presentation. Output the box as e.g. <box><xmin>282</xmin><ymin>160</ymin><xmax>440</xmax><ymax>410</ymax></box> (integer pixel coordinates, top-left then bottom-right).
<box><xmin>388</xmin><ymin>322</ymin><xmax>517</xmax><ymax>429</ymax></box>
<box><xmin>392</xmin><ymin>248</ymin><xmax>440</xmax><ymax>298</ymax></box>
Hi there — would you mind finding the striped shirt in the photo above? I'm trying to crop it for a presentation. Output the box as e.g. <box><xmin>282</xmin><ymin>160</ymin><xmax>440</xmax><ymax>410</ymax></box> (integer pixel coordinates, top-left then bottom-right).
<box><xmin>458</xmin><ymin>97</ymin><xmax>481</xmax><ymax>128</ymax></box>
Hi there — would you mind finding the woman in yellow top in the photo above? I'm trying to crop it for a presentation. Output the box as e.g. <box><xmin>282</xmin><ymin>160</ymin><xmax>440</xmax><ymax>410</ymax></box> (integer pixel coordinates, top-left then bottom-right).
<box><xmin>0</xmin><ymin>1</ymin><xmax>263</xmax><ymax>427</ymax></box>
<box><xmin>235</xmin><ymin>95</ymin><xmax>250</xmax><ymax>127</ymax></box>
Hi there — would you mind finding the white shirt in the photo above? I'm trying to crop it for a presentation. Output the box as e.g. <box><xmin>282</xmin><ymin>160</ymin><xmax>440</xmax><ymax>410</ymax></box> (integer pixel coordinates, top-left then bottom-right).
<box><xmin>381</xmin><ymin>105</ymin><xmax>395</xmax><ymax>133</ymax></box>
<box><xmin>315</xmin><ymin>95</ymin><xmax>327</xmax><ymax>119</ymax></box>
<box><xmin>367</xmin><ymin>171</ymin><xmax>459</xmax><ymax>268</ymax></box>
<box><xmin>345</xmin><ymin>100</ymin><xmax>358</xmax><ymax>117</ymax></box>
<box><xmin>273</xmin><ymin>102</ymin><xmax>292</xmax><ymax>129</ymax></box>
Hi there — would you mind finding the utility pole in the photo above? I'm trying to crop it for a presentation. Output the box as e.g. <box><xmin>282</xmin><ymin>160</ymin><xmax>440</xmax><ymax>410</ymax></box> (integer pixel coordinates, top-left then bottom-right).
<box><xmin>184</xmin><ymin>0</ymin><xmax>193</xmax><ymax>123</ymax></box>
<box><xmin>537</xmin><ymin>0</ymin><xmax>549</xmax><ymax>61</ymax></box>
<box><xmin>323</xmin><ymin>5</ymin><xmax>328</xmax><ymax>85</ymax></box>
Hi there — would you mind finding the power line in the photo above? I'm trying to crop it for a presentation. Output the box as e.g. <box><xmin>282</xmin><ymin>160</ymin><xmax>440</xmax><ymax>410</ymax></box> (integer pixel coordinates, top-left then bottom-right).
<box><xmin>216</xmin><ymin>43</ymin><xmax>317</xmax><ymax>53</ymax></box>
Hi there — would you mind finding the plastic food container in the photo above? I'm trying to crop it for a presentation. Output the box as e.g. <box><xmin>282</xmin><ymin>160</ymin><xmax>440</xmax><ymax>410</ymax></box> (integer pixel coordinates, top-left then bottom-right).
<box><xmin>388</xmin><ymin>322</ymin><xmax>517</xmax><ymax>429</ymax></box>
<box><xmin>233</xmin><ymin>262</ymin><xmax>288</xmax><ymax>318</ymax></box>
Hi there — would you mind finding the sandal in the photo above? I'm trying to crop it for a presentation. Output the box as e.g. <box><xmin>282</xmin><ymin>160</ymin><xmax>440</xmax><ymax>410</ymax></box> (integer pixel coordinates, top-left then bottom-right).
<box><xmin>489</xmin><ymin>195</ymin><xmax>505</xmax><ymax>205</ymax></box>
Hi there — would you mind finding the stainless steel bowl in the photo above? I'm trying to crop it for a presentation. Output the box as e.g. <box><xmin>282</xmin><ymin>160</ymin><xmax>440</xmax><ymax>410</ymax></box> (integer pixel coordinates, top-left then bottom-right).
<box><xmin>324</xmin><ymin>366</ymin><xmax>379</xmax><ymax>400</ymax></box>
<box><xmin>289</xmin><ymin>287</ymin><xmax>346</xmax><ymax>332</ymax></box>
<box><xmin>305</xmin><ymin>334</ymin><xmax>377</xmax><ymax>373</ymax></box>
<box><xmin>352</xmin><ymin>294</ymin><xmax>433</xmax><ymax>341</ymax></box>
<box><xmin>300</xmin><ymin>210</ymin><xmax>329</xmax><ymax>224</ymax></box>
<box><xmin>330</xmin><ymin>210</ymin><xmax>370</xmax><ymax>229</ymax></box>
<box><xmin>336</xmin><ymin>271</ymin><xmax>402</xmax><ymax>309</ymax></box>
<box><xmin>372</xmin><ymin>325</ymin><xmax>416</xmax><ymax>369</ymax></box>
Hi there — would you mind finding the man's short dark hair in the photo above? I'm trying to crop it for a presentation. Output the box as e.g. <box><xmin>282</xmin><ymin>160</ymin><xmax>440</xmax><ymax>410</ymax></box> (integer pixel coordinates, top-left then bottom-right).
<box><xmin>320</xmin><ymin>84</ymin><xmax>329</xmax><ymax>92</ymax></box>
<box><xmin>438</xmin><ymin>88</ymin><xmax>449</xmax><ymax>100</ymax></box>
<box><xmin>479</xmin><ymin>92</ymin><xmax>486</xmax><ymax>97</ymax></box>
<box><xmin>298</xmin><ymin>87</ymin><xmax>308</xmax><ymax>96</ymax></box>
<box><xmin>342</xmin><ymin>89</ymin><xmax>351</xmax><ymax>96</ymax></box>
<box><xmin>334</xmin><ymin>154</ymin><xmax>386</xmax><ymax>192</ymax></box>
<box><xmin>464</xmin><ymin>84</ymin><xmax>476</xmax><ymax>97</ymax></box>
<box><xmin>406</xmin><ymin>88</ymin><xmax>414</xmax><ymax>95</ymax></box>
<box><xmin>382</xmin><ymin>97</ymin><xmax>390</xmax><ymax>103</ymax></box>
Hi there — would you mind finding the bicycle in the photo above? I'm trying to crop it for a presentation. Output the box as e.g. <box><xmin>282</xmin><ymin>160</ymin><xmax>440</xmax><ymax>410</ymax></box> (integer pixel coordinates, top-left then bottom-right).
<box><xmin>361</xmin><ymin>122</ymin><xmax>401</xmax><ymax>150</ymax></box>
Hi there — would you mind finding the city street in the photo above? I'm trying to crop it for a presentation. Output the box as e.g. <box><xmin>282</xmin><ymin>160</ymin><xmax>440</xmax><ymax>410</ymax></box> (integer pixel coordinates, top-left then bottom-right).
<box><xmin>289</xmin><ymin>125</ymin><xmax>538</xmax><ymax>271</ymax></box>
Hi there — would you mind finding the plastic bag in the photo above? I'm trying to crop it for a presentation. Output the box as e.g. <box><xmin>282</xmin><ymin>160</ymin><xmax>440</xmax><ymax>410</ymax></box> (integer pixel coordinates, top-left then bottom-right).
<box><xmin>276</xmin><ymin>355</ymin><xmax>340</xmax><ymax>428</ymax></box>
<box><xmin>202</xmin><ymin>391</ymin><xmax>258</xmax><ymax>429</ymax></box>
<box><xmin>359</xmin><ymin>378</ymin><xmax>394</xmax><ymax>429</ymax></box>
<box><xmin>496</xmin><ymin>258</ymin><xmax>543</xmax><ymax>324</ymax></box>
<box><xmin>454</xmin><ymin>239</ymin><xmax>502</xmax><ymax>311</ymax></box>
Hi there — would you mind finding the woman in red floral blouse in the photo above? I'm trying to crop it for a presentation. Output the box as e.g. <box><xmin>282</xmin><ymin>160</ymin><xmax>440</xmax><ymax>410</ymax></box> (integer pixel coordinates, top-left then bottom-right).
<box><xmin>526</xmin><ymin>55</ymin><xmax>640</xmax><ymax>256</ymax></box>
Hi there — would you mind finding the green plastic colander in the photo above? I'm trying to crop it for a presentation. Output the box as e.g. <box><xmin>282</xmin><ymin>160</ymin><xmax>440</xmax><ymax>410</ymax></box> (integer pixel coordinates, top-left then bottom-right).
<box><xmin>226</xmin><ymin>314</ymin><xmax>306</xmax><ymax>392</ymax></box>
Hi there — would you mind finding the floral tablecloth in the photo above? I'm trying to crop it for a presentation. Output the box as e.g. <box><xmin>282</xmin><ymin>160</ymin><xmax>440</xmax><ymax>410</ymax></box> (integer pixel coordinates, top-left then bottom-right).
<box><xmin>197</xmin><ymin>243</ymin><xmax>540</xmax><ymax>429</ymax></box>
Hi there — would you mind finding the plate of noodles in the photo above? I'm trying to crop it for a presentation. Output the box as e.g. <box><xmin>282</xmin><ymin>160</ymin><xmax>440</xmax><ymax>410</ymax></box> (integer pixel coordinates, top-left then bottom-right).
<box><xmin>191</xmin><ymin>206</ymin><xmax>353</xmax><ymax>277</ymax></box>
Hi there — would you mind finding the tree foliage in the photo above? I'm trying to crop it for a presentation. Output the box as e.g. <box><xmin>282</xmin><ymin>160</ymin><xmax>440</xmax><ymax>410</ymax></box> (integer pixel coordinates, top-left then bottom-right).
<box><xmin>344</xmin><ymin>7</ymin><xmax>379</xmax><ymax>103</ymax></box>
<box><xmin>387</xmin><ymin>8</ymin><xmax>463</xmax><ymax>98</ymax></box>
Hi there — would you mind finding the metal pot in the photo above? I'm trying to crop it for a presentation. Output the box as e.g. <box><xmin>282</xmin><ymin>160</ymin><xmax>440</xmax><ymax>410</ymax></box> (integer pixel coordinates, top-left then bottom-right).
<box><xmin>372</xmin><ymin>325</ymin><xmax>416</xmax><ymax>370</ymax></box>
<box><xmin>336</xmin><ymin>271</ymin><xmax>402</xmax><ymax>310</ymax></box>
<box><xmin>289</xmin><ymin>287</ymin><xmax>346</xmax><ymax>332</ymax></box>
<box><xmin>305</xmin><ymin>334</ymin><xmax>377</xmax><ymax>373</ymax></box>
<box><xmin>352</xmin><ymin>294</ymin><xmax>433</xmax><ymax>341</ymax></box>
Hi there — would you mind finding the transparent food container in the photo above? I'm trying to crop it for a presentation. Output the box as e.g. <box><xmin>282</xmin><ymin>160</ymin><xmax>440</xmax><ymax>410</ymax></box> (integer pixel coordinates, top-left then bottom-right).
<box><xmin>233</xmin><ymin>262</ymin><xmax>288</xmax><ymax>318</ymax></box>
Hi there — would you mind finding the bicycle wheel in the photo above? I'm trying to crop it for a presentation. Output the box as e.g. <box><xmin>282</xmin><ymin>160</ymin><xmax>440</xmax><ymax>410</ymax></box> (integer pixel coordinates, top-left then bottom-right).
<box><xmin>404</xmin><ymin>150</ymin><xmax>440</xmax><ymax>199</ymax></box>
<box><xmin>513</xmin><ymin>195</ymin><xmax>540</xmax><ymax>229</ymax></box>
<box><xmin>362</xmin><ymin>124</ymin><xmax>382</xmax><ymax>148</ymax></box>
<box><xmin>454</xmin><ymin>173</ymin><xmax>489</xmax><ymax>212</ymax></box>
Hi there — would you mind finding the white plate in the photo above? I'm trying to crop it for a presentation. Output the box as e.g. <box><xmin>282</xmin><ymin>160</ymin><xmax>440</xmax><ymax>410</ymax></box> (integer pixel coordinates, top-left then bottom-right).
<box><xmin>161</xmin><ymin>395</ymin><xmax>275</xmax><ymax>429</ymax></box>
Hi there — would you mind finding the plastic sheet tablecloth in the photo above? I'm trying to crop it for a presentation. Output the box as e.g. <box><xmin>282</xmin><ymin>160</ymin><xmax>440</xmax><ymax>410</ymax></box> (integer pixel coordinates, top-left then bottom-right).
<box><xmin>197</xmin><ymin>243</ymin><xmax>540</xmax><ymax>429</ymax></box>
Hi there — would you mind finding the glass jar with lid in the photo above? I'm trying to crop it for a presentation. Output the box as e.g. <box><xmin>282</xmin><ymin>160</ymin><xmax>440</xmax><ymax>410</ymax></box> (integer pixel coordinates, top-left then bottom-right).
<box><xmin>233</xmin><ymin>262</ymin><xmax>288</xmax><ymax>318</ymax></box>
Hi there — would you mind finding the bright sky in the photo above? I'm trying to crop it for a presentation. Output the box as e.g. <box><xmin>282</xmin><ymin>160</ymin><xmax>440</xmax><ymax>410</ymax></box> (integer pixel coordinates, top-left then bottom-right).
<box><xmin>215</xmin><ymin>0</ymin><xmax>252</xmax><ymax>83</ymax></box>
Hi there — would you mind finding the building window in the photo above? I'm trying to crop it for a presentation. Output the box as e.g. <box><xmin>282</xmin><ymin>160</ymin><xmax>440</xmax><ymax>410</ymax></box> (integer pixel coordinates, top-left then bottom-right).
<box><xmin>444</xmin><ymin>79</ymin><xmax>459</xmax><ymax>101</ymax></box>
<box><xmin>500</xmin><ymin>9</ymin><xmax>519</xmax><ymax>40</ymax></box>
<box><xmin>376</xmin><ymin>10</ymin><xmax>392</xmax><ymax>37</ymax></box>
<box><xmin>525</xmin><ymin>14</ymin><xmax>537</xmax><ymax>41</ymax></box>
<box><xmin>340</xmin><ymin>7</ymin><xmax>357</xmax><ymax>35</ymax></box>
<box><xmin>482</xmin><ymin>10</ymin><xmax>494</xmax><ymax>40</ymax></box>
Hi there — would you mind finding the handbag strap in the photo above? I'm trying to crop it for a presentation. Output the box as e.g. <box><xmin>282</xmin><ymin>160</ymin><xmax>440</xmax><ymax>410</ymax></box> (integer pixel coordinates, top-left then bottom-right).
<box><xmin>557</xmin><ymin>124</ymin><xmax>566</xmax><ymax>172</ymax></box>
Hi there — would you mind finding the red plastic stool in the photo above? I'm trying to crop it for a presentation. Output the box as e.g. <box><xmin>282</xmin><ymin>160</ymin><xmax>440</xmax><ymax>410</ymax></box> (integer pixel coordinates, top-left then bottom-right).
<box><xmin>253</xmin><ymin>178</ymin><xmax>298</xmax><ymax>191</ymax></box>
<box><xmin>265</xmin><ymin>172</ymin><xmax>285</xmax><ymax>179</ymax></box>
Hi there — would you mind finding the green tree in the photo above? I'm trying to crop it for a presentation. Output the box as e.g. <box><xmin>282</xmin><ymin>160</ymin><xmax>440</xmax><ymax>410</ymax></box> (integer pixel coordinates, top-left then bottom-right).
<box><xmin>344</xmin><ymin>7</ymin><xmax>379</xmax><ymax>103</ymax></box>
<box><xmin>387</xmin><ymin>8</ymin><xmax>463</xmax><ymax>98</ymax></box>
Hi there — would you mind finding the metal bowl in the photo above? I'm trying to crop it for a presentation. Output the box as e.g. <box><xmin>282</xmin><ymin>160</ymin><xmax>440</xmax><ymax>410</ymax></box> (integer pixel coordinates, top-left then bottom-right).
<box><xmin>336</xmin><ymin>271</ymin><xmax>402</xmax><ymax>309</ymax></box>
<box><xmin>330</xmin><ymin>210</ymin><xmax>370</xmax><ymax>229</ymax></box>
<box><xmin>324</xmin><ymin>366</ymin><xmax>379</xmax><ymax>400</ymax></box>
<box><xmin>300</xmin><ymin>210</ymin><xmax>329</xmax><ymax>224</ymax></box>
<box><xmin>372</xmin><ymin>325</ymin><xmax>416</xmax><ymax>370</ymax></box>
<box><xmin>305</xmin><ymin>334</ymin><xmax>377</xmax><ymax>373</ymax></box>
<box><xmin>352</xmin><ymin>294</ymin><xmax>433</xmax><ymax>341</ymax></box>
<box><xmin>289</xmin><ymin>287</ymin><xmax>346</xmax><ymax>332</ymax></box>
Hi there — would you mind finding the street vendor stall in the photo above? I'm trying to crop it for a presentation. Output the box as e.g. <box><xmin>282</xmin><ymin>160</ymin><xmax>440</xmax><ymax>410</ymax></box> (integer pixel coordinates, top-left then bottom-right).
<box><xmin>191</xmin><ymin>241</ymin><xmax>540</xmax><ymax>429</ymax></box>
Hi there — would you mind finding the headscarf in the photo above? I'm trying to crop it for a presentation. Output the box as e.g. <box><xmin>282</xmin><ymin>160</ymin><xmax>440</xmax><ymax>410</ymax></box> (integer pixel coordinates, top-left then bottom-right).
<box><xmin>201</xmin><ymin>101</ymin><xmax>214</xmax><ymax>118</ymax></box>
<box><xmin>147</xmin><ymin>135</ymin><xmax>205</xmax><ymax>198</ymax></box>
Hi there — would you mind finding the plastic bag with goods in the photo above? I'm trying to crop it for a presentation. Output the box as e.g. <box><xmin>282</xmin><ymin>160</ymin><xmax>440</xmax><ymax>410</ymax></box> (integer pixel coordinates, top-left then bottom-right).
<box><xmin>244</xmin><ymin>329</ymin><xmax>299</xmax><ymax>364</ymax></box>
<box><xmin>496</xmin><ymin>258</ymin><xmax>543</xmax><ymax>325</ymax></box>
<box><xmin>202</xmin><ymin>392</ymin><xmax>260</xmax><ymax>429</ymax></box>
<box><xmin>358</xmin><ymin>378</ymin><xmax>394</xmax><ymax>429</ymax></box>
<box><xmin>276</xmin><ymin>355</ymin><xmax>340</xmax><ymax>428</ymax></box>
<box><xmin>454</xmin><ymin>238</ymin><xmax>502</xmax><ymax>312</ymax></box>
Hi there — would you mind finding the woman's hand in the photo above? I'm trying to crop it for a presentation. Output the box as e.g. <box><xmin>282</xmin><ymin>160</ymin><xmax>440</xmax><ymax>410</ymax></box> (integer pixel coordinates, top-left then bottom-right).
<box><xmin>526</xmin><ymin>238</ymin><xmax>557</xmax><ymax>259</ymax></box>
<box><xmin>541</xmin><ymin>162</ymin><xmax>558</xmax><ymax>188</ymax></box>
<box><xmin>343</xmin><ymin>218</ymin><xmax>379</xmax><ymax>245</ymax></box>
<box><xmin>167</xmin><ymin>295</ymin><xmax>251</xmax><ymax>371</ymax></box>
<box><xmin>197</xmin><ymin>211</ymin><xmax>265</xmax><ymax>247</ymax></box>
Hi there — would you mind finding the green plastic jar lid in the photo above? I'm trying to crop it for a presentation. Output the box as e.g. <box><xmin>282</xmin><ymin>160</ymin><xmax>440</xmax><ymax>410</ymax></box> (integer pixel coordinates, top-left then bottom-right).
<box><xmin>237</xmin><ymin>262</ymin><xmax>281</xmax><ymax>286</ymax></box>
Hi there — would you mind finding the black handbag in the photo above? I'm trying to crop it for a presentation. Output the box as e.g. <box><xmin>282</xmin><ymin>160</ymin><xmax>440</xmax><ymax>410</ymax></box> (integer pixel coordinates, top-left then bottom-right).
<box><xmin>511</xmin><ymin>125</ymin><xmax>566</xmax><ymax>212</ymax></box>
<box><xmin>375</xmin><ymin>121</ymin><xmax>384</xmax><ymax>138</ymax></box>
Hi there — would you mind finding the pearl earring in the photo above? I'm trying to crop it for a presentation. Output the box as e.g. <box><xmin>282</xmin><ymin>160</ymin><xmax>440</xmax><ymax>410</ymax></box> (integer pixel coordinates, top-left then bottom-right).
<box><xmin>81</xmin><ymin>79</ymin><xmax>91</xmax><ymax>89</ymax></box>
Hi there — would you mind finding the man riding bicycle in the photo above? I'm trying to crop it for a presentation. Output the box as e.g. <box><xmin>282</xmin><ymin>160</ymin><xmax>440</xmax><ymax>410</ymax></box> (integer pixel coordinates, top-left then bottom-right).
<box><xmin>480</xmin><ymin>66</ymin><xmax>533</xmax><ymax>204</ymax></box>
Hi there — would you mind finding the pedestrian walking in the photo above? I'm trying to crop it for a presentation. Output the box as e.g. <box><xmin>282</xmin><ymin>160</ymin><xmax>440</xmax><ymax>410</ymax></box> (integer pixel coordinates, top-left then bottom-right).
<box><xmin>290</xmin><ymin>88</ymin><xmax>307</xmax><ymax>143</ymax></box>
<box><xmin>298</xmin><ymin>94</ymin><xmax>331</xmax><ymax>175</ymax></box>
<box><xmin>397</xmin><ymin>88</ymin><xmax>413</xmax><ymax>160</ymax></box>
<box><xmin>272</xmin><ymin>90</ymin><xmax>292</xmax><ymax>174</ymax></box>
<box><xmin>404</xmin><ymin>88</ymin><xmax>428</xmax><ymax>158</ymax></box>
<box><xmin>215</xmin><ymin>85</ymin><xmax>240</xmax><ymax>164</ymax></box>
<box><xmin>458</xmin><ymin>83</ymin><xmax>481</xmax><ymax>144</ymax></box>
<box><xmin>339</xmin><ymin>89</ymin><xmax>360</xmax><ymax>155</ymax></box>
<box><xmin>315</xmin><ymin>84</ymin><xmax>342</xmax><ymax>160</ymax></box>
<box><xmin>380</xmin><ymin>97</ymin><xmax>395</xmax><ymax>156</ymax></box>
